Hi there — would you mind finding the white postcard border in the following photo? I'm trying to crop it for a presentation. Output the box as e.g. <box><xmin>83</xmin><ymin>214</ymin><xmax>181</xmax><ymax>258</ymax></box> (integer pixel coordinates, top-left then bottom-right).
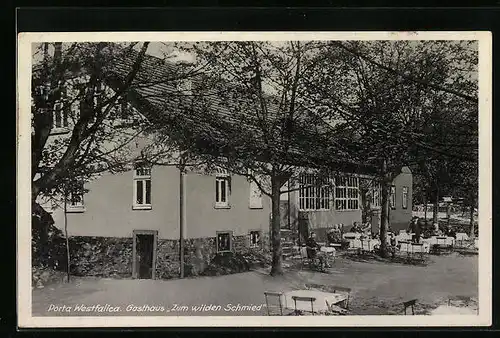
<box><xmin>17</xmin><ymin>31</ymin><xmax>492</xmax><ymax>328</ymax></box>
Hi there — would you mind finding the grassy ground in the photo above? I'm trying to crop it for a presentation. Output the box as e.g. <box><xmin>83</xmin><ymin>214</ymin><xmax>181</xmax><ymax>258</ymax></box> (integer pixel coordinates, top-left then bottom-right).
<box><xmin>32</xmin><ymin>252</ymin><xmax>478</xmax><ymax>316</ymax></box>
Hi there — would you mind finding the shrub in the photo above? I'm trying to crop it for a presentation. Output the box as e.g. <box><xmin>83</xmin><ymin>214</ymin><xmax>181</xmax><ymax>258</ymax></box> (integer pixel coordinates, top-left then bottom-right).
<box><xmin>32</xmin><ymin>209</ymin><xmax>67</xmax><ymax>271</ymax></box>
<box><xmin>200</xmin><ymin>249</ymin><xmax>271</xmax><ymax>277</ymax></box>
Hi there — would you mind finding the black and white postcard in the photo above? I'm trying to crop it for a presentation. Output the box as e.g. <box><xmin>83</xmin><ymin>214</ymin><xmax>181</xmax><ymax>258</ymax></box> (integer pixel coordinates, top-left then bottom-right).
<box><xmin>17</xmin><ymin>31</ymin><xmax>492</xmax><ymax>327</ymax></box>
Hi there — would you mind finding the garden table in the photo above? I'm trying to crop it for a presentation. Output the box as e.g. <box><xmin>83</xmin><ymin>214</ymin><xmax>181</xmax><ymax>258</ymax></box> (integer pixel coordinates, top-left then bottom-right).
<box><xmin>283</xmin><ymin>290</ymin><xmax>347</xmax><ymax>314</ymax></box>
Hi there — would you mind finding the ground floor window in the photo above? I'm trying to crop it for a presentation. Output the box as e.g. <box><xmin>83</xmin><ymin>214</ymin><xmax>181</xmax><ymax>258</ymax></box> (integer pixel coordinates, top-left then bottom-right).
<box><xmin>402</xmin><ymin>186</ymin><xmax>409</xmax><ymax>209</ymax></box>
<box><xmin>217</xmin><ymin>231</ymin><xmax>232</xmax><ymax>252</ymax></box>
<box><xmin>335</xmin><ymin>176</ymin><xmax>359</xmax><ymax>211</ymax></box>
<box><xmin>66</xmin><ymin>181</ymin><xmax>85</xmax><ymax>212</ymax></box>
<box><xmin>390</xmin><ymin>185</ymin><xmax>396</xmax><ymax>209</ymax></box>
<box><xmin>298</xmin><ymin>173</ymin><xmax>330</xmax><ymax>211</ymax></box>
<box><xmin>249</xmin><ymin>231</ymin><xmax>261</xmax><ymax>248</ymax></box>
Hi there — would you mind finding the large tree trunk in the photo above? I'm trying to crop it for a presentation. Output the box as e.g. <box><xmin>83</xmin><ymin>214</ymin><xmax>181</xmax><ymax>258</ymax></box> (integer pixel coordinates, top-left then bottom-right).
<box><xmin>432</xmin><ymin>184</ymin><xmax>439</xmax><ymax>226</ymax></box>
<box><xmin>270</xmin><ymin>175</ymin><xmax>283</xmax><ymax>276</ymax></box>
<box><xmin>360</xmin><ymin>186</ymin><xmax>371</xmax><ymax>224</ymax></box>
<box><xmin>423</xmin><ymin>190</ymin><xmax>428</xmax><ymax>225</ymax></box>
<box><xmin>179</xmin><ymin>165</ymin><xmax>185</xmax><ymax>278</ymax></box>
<box><xmin>469</xmin><ymin>194</ymin><xmax>475</xmax><ymax>239</ymax></box>
<box><xmin>64</xmin><ymin>194</ymin><xmax>71</xmax><ymax>283</ymax></box>
<box><xmin>379</xmin><ymin>160</ymin><xmax>389</xmax><ymax>258</ymax></box>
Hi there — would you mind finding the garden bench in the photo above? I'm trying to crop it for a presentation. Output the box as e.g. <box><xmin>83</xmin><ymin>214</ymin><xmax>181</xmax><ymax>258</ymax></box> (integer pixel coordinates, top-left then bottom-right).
<box><xmin>403</xmin><ymin>299</ymin><xmax>417</xmax><ymax>315</ymax></box>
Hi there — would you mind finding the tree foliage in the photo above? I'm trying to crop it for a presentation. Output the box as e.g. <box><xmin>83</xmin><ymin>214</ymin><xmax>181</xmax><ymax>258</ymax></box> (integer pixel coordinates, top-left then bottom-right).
<box><xmin>152</xmin><ymin>41</ymin><xmax>362</xmax><ymax>275</ymax></box>
<box><xmin>304</xmin><ymin>40</ymin><xmax>478</xmax><ymax>254</ymax></box>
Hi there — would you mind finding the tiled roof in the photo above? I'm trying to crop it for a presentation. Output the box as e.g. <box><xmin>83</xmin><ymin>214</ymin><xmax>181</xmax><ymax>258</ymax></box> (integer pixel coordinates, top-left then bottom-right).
<box><xmin>31</xmin><ymin>45</ymin><xmax>375</xmax><ymax>174</ymax></box>
<box><xmin>103</xmin><ymin>47</ymin><xmax>377</xmax><ymax>174</ymax></box>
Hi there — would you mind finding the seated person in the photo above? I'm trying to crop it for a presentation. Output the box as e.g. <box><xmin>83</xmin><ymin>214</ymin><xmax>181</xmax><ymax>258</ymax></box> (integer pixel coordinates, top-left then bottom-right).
<box><xmin>326</xmin><ymin>227</ymin><xmax>333</xmax><ymax>243</ymax></box>
<box><xmin>448</xmin><ymin>227</ymin><xmax>457</xmax><ymax>239</ymax></box>
<box><xmin>333</xmin><ymin>228</ymin><xmax>342</xmax><ymax>243</ymax></box>
<box><xmin>361</xmin><ymin>222</ymin><xmax>372</xmax><ymax>238</ymax></box>
<box><xmin>327</xmin><ymin>225</ymin><xmax>343</xmax><ymax>245</ymax></box>
<box><xmin>351</xmin><ymin>222</ymin><xmax>362</xmax><ymax>233</ymax></box>
<box><xmin>305</xmin><ymin>232</ymin><xmax>330</xmax><ymax>268</ymax></box>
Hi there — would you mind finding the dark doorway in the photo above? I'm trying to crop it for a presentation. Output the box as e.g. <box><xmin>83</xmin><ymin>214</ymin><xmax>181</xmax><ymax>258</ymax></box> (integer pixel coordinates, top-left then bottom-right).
<box><xmin>133</xmin><ymin>230</ymin><xmax>157</xmax><ymax>279</ymax></box>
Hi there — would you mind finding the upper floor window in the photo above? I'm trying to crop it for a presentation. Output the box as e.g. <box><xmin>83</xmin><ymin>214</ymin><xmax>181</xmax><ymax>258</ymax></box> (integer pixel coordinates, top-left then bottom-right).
<box><xmin>335</xmin><ymin>176</ymin><xmax>359</xmax><ymax>211</ymax></box>
<box><xmin>133</xmin><ymin>162</ymin><xmax>152</xmax><ymax>210</ymax></box>
<box><xmin>371</xmin><ymin>183</ymin><xmax>382</xmax><ymax>208</ymax></box>
<box><xmin>215</xmin><ymin>176</ymin><xmax>230</xmax><ymax>208</ymax></box>
<box><xmin>390</xmin><ymin>185</ymin><xmax>396</xmax><ymax>210</ymax></box>
<box><xmin>402</xmin><ymin>186</ymin><xmax>409</xmax><ymax>209</ymax></box>
<box><xmin>66</xmin><ymin>182</ymin><xmax>85</xmax><ymax>213</ymax></box>
<box><xmin>215</xmin><ymin>167</ymin><xmax>230</xmax><ymax>209</ymax></box>
<box><xmin>249</xmin><ymin>175</ymin><xmax>263</xmax><ymax>209</ymax></box>
<box><xmin>52</xmin><ymin>101</ymin><xmax>69</xmax><ymax>130</ymax></box>
<box><xmin>299</xmin><ymin>173</ymin><xmax>330</xmax><ymax>211</ymax></box>
<box><xmin>38</xmin><ymin>84</ymin><xmax>50</xmax><ymax>101</ymax></box>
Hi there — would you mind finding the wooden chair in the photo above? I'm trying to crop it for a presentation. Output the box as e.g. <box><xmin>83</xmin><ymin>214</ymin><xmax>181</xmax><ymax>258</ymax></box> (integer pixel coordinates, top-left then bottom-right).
<box><xmin>264</xmin><ymin>291</ymin><xmax>284</xmax><ymax>316</ymax></box>
<box><xmin>332</xmin><ymin>286</ymin><xmax>352</xmax><ymax>309</ymax></box>
<box><xmin>325</xmin><ymin>300</ymin><xmax>349</xmax><ymax>315</ymax></box>
<box><xmin>455</xmin><ymin>232</ymin><xmax>469</xmax><ymax>245</ymax></box>
<box><xmin>410</xmin><ymin>243</ymin><xmax>426</xmax><ymax>264</ymax></box>
<box><xmin>403</xmin><ymin>299</ymin><xmax>417</xmax><ymax>315</ymax></box>
<box><xmin>300</xmin><ymin>246</ymin><xmax>325</xmax><ymax>272</ymax></box>
<box><xmin>292</xmin><ymin>295</ymin><xmax>316</xmax><ymax>315</ymax></box>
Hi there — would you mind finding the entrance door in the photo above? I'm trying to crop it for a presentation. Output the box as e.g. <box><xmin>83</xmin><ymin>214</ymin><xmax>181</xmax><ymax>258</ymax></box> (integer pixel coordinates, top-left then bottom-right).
<box><xmin>133</xmin><ymin>230</ymin><xmax>157</xmax><ymax>279</ymax></box>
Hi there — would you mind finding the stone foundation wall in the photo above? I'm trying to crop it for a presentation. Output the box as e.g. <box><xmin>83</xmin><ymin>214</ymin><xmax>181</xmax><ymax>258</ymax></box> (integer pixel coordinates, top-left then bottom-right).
<box><xmin>233</xmin><ymin>235</ymin><xmax>248</xmax><ymax>252</ymax></box>
<box><xmin>66</xmin><ymin>233</ymin><xmax>267</xmax><ymax>280</ymax></box>
<box><xmin>261</xmin><ymin>231</ymin><xmax>271</xmax><ymax>252</ymax></box>
<box><xmin>183</xmin><ymin>237</ymin><xmax>216</xmax><ymax>277</ymax></box>
<box><xmin>69</xmin><ymin>236</ymin><xmax>133</xmax><ymax>278</ymax></box>
<box><xmin>156</xmin><ymin>239</ymin><xmax>179</xmax><ymax>279</ymax></box>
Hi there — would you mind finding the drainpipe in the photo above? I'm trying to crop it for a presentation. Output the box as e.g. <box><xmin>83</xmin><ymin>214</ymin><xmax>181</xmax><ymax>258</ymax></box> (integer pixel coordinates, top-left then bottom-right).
<box><xmin>287</xmin><ymin>186</ymin><xmax>291</xmax><ymax>229</ymax></box>
<box><xmin>179</xmin><ymin>160</ymin><xmax>185</xmax><ymax>278</ymax></box>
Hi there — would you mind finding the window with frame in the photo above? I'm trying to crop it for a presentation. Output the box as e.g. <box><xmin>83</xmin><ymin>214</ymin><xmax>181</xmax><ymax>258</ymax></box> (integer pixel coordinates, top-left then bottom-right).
<box><xmin>36</xmin><ymin>84</ymin><xmax>50</xmax><ymax>101</ymax></box>
<box><xmin>402</xmin><ymin>186</ymin><xmax>409</xmax><ymax>209</ymax></box>
<box><xmin>299</xmin><ymin>173</ymin><xmax>330</xmax><ymax>211</ymax></box>
<box><xmin>249</xmin><ymin>231</ymin><xmax>261</xmax><ymax>248</ymax></box>
<box><xmin>390</xmin><ymin>185</ymin><xmax>396</xmax><ymax>210</ymax></box>
<box><xmin>249</xmin><ymin>179</ymin><xmax>263</xmax><ymax>209</ymax></box>
<box><xmin>335</xmin><ymin>176</ymin><xmax>359</xmax><ymax>211</ymax></box>
<box><xmin>93</xmin><ymin>82</ymin><xmax>104</xmax><ymax>107</ymax></box>
<box><xmin>215</xmin><ymin>174</ymin><xmax>230</xmax><ymax>208</ymax></box>
<box><xmin>52</xmin><ymin>101</ymin><xmax>69</xmax><ymax>130</ymax></box>
<box><xmin>133</xmin><ymin>162</ymin><xmax>152</xmax><ymax>209</ymax></box>
<box><xmin>217</xmin><ymin>232</ymin><xmax>232</xmax><ymax>252</ymax></box>
<box><xmin>371</xmin><ymin>183</ymin><xmax>382</xmax><ymax>208</ymax></box>
<box><xmin>66</xmin><ymin>182</ymin><xmax>85</xmax><ymax>212</ymax></box>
